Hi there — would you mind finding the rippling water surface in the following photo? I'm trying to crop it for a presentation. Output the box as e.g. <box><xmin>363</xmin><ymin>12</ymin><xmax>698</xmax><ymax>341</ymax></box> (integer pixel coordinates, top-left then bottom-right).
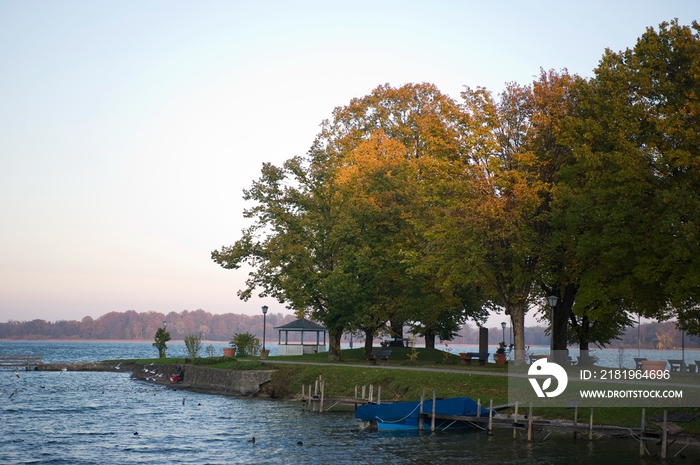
<box><xmin>1</xmin><ymin>341</ymin><xmax>698</xmax><ymax>464</ymax></box>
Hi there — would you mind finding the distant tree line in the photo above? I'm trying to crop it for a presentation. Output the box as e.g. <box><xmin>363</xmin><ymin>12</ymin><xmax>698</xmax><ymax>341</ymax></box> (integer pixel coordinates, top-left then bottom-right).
<box><xmin>0</xmin><ymin>309</ymin><xmax>295</xmax><ymax>341</ymax></box>
<box><xmin>2</xmin><ymin>309</ymin><xmax>697</xmax><ymax>352</ymax></box>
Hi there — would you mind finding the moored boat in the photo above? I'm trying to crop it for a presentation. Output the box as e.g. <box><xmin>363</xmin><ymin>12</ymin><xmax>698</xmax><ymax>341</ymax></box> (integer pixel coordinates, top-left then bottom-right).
<box><xmin>355</xmin><ymin>396</ymin><xmax>489</xmax><ymax>431</ymax></box>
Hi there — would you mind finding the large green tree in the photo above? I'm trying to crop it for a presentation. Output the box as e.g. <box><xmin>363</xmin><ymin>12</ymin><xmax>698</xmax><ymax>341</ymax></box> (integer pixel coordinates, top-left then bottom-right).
<box><xmin>212</xmin><ymin>155</ymin><xmax>359</xmax><ymax>360</ymax></box>
<box><xmin>554</xmin><ymin>20</ymin><xmax>700</xmax><ymax>337</ymax></box>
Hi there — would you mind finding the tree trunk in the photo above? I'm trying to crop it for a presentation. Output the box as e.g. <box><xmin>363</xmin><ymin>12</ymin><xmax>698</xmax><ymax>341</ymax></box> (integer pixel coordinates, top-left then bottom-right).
<box><xmin>364</xmin><ymin>329</ymin><xmax>375</xmax><ymax>358</ymax></box>
<box><xmin>578</xmin><ymin>315</ymin><xmax>591</xmax><ymax>366</ymax></box>
<box><xmin>548</xmin><ymin>284</ymin><xmax>576</xmax><ymax>365</ymax></box>
<box><xmin>390</xmin><ymin>319</ymin><xmax>404</xmax><ymax>339</ymax></box>
<box><xmin>510</xmin><ymin>301</ymin><xmax>527</xmax><ymax>364</ymax></box>
<box><xmin>327</xmin><ymin>330</ymin><xmax>342</xmax><ymax>361</ymax></box>
<box><xmin>552</xmin><ymin>284</ymin><xmax>576</xmax><ymax>352</ymax></box>
<box><xmin>424</xmin><ymin>332</ymin><xmax>436</xmax><ymax>350</ymax></box>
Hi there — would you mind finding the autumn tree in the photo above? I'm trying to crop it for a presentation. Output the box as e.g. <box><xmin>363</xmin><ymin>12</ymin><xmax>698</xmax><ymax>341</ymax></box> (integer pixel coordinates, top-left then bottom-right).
<box><xmin>213</xmin><ymin>83</ymin><xmax>488</xmax><ymax>360</ymax></box>
<box><xmin>317</xmin><ymin>83</ymin><xmax>485</xmax><ymax>343</ymax></box>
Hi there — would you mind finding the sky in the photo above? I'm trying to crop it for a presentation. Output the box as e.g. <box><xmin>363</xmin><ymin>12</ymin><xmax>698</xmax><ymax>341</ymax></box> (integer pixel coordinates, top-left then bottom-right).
<box><xmin>1</xmin><ymin>1</ymin><xmax>697</xmax><ymax>326</ymax></box>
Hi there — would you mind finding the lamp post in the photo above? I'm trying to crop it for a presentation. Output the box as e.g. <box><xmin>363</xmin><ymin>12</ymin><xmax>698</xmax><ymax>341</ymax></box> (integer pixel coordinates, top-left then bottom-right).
<box><xmin>501</xmin><ymin>321</ymin><xmax>506</xmax><ymax>346</ymax></box>
<box><xmin>163</xmin><ymin>320</ymin><xmax>167</xmax><ymax>330</ymax></box>
<box><xmin>547</xmin><ymin>295</ymin><xmax>559</xmax><ymax>357</ymax></box>
<box><xmin>637</xmin><ymin>314</ymin><xmax>641</xmax><ymax>358</ymax></box>
<box><xmin>261</xmin><ymin>305</ymin><xmax>268</xmax><ymax>353</ymax></box>
<box><xmin>682</xmin><ymin>329</ymin><xmax>685</xmax><ymax>368</ymax></box>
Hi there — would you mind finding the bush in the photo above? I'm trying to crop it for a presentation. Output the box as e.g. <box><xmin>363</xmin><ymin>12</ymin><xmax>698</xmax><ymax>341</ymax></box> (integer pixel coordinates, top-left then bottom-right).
<box><xmin>230</xmin><ymin>332</ymin><xmax>261</xmax><ymax>357</ymax></box>
<box><xmin>205</xmin><ymin>345</ymin><xmax>216</xmax><ymax>357</ymax></box>
<box><xmin>184</xmin><ymin>333</ymin><xmax>203</xmax><ymax>359</ymax></box>
<box><xmin>153</xmin><ymin>328</ymin><xmax>171</xmax><ymax>358</ymax></box>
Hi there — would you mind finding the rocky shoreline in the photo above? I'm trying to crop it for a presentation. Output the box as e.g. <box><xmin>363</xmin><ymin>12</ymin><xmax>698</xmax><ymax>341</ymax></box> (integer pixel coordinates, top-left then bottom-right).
<box><xmin>37</xmin><ymin>361</ymin><xmax>275</xmax><ymax>397</ymax></box>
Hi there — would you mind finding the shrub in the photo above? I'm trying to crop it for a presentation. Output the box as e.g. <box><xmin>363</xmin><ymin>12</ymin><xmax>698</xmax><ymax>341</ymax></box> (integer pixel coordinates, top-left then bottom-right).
<box><xmin>205</xmin><ymin>345</ymin><xmax>216</xmax><ymax>357</ymax></box>
<box><xmin>230</xmin><ymin>332</ymin><xmax>261</xmax><ymax>357</ymax></box>
<box><xmin>153</xmin><ymin>328</ymin><xmax>171</xmax><ymax>358</ymax></box>
<box><xmin>184</xmin><ymin>333</ymin><xmax>203</xmax><ymax>359</ymax></box>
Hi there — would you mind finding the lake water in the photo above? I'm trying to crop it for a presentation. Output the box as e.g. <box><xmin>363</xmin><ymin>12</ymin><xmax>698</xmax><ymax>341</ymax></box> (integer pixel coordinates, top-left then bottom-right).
<box><xmin>1</xmin><ymin>341</ymin><xmax>698</xmax><ymax>464</ymax></box>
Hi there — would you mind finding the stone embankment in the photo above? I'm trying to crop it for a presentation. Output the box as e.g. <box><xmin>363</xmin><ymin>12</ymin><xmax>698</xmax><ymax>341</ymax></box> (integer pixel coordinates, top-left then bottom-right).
<box><xmin>38</xmin><ymin>361</ymin><xmax>275</xmax><ymax>397</ymax></box>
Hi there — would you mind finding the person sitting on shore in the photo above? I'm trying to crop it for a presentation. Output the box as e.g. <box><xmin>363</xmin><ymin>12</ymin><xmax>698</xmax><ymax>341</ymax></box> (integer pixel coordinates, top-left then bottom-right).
<box><xmin>170</xmin><ymin>365</ymin><xmax>183</xmax><ymax>383</ymax></box>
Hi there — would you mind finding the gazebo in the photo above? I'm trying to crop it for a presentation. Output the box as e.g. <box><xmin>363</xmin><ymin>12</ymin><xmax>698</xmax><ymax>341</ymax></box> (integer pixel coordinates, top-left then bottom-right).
<box><xmin>274</xmin><ymin>318</ymin><xmax>327</xmax><ymax>356</ymax></box>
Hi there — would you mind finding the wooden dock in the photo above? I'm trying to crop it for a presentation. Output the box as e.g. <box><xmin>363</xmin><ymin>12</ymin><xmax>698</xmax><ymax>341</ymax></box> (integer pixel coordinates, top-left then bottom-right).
<box><xmin>302</xmin><ymin>378</ymin><xmax>700</xmax><ymax>459</ymax></box>
<box><xmin>0</xmin><ymin>354</ymin><xmax>43</xmax><ymax>369</ymax></box>
<box><xmin>417</xmin><ymin>399</ymin><xmax>700</xmax><ymax>459</ymax></box>
<box><xmin>301</xmin><ymin>377</ymin><xmax>379</xmax><ymax>413</ymax></box>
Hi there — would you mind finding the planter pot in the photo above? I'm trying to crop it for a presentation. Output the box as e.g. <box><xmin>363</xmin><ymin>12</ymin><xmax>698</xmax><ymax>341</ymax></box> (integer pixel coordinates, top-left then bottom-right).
<box><xmin>223</xmin><ymin>347</ymin><xmax>236</xmax><ymax>358</ymax></box>
<box><xmin>641</xmin><ymin>360</ymin><xmax>667</xmax><ymax>374</ymax></box>
<box><xmin>495</xmin><ymin>353</ymin><xmax>506</xmax><ymax>365</ymax></box>
<box><xmin>260</xmin><ymin>349</ymin><xmax>270</xmax><ymax>359</ymax></box>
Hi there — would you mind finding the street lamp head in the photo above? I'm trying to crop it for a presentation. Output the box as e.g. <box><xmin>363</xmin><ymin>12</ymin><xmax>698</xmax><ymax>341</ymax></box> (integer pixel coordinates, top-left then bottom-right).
<box><xmin>547</xmin><ymin>295</ymin><xmax>559</xmax><ymax>309</ymax></box>
<box><xmin>501</xmin><ymin>321</ymin><xmax>507</xmax><ymax>330</ymax></box>
<box><xmin>163</xmin><ymin>321</ymin><xmax>167</xmax><ymax>328</ymax></box>
<box><xmin>261</xmin><ymin>305</ymin><xmax>268</xmax><ymax>315</ymax></box>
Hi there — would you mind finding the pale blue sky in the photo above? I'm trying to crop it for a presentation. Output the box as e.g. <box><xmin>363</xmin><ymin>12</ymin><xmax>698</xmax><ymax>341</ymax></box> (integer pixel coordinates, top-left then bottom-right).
<box><xmin>1</xmin><ymin>1</ymin><xmax>697</xmax><ymax>324</ymax></box>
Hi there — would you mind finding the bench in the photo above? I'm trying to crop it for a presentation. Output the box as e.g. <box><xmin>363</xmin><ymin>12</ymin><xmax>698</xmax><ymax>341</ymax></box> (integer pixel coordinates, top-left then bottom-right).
<box><xmin>0</xmin><ymin>354</ymin><xmax>43</xmax><ymax>369</ymax></box>
<box><xmin>668</xmin><ymin>359</ymin><xmax>683</xmax><ymax>372</ymax></box>
<box><xmin>459</xmin><ymin>352</ymin><xmax>489</xmax><ymax>366</ymax></box>
<box><xmin>380</xmin><ymin>338</ymin><xmax>410</xmax><ymax>348</ymax></box>
<box><xmin>367</xmin><ymin>350</ymin><xmax>392</xmax><ymax>365</ymax></box>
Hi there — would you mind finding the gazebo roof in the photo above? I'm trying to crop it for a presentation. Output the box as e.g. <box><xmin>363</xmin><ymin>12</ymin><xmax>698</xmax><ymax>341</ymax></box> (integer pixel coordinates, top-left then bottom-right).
<box><xmin>274</xmin><ymin>318</ymin><xmax>326</xmax><ymax>331</ymax></box>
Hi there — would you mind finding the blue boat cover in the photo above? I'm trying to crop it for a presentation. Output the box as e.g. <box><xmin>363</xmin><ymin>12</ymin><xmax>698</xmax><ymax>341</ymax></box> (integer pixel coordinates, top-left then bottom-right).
<box><xmin>355</xmin><ymin>396</ymin><xmax>488</xmax><ymax>428</ymax></box>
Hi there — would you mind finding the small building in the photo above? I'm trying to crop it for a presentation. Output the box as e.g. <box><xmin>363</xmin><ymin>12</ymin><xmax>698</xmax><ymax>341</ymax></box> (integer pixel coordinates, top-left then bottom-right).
<box><xmin>274</xmin><ymin>318</ymin><xmax>327</xmax><ymax>356</ymax></box>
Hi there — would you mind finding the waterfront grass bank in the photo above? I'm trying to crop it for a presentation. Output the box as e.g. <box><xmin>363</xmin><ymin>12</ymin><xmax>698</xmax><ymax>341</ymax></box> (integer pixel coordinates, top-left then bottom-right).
<box><xmin>95</xmin><ymin>347</ymin><xmax>700</xmax><ymax>437</ymax></box>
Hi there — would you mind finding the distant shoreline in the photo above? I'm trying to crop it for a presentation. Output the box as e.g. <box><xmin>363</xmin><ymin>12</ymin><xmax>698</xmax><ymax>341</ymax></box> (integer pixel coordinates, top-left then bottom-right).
<box><xmin>1</xmin><ymin>338</ymin><xmax>698</xmax><ymax>352</ymax></box>
<box><xmin>0</xmin><ymin>338</ymin><xmax>230</xmax><ymax>343</ymax></box>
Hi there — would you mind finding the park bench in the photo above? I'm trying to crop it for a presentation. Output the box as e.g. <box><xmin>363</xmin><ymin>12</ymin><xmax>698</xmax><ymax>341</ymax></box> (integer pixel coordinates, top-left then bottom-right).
<box><xmin>367</xmin><ymin>350</ymin><xmax>392</xmax><ymax>365</ymax></box>
<box><xmin>668</xmin><ymin>359</ymin><xmax>683</xmax><ymax>372</ymax></box>
<box><xmin>459</xmin><ymin>352</ymin><xmax>489</xmax><ymax>366</ymax></box>
<box><xmin>0</xmin><ymin>354</ymin><xmax>43</xmax><ymax>369</ymax></box>
<box><xmin>380</xmin><ymin>338</ymin><xmax>410</xmax><ymax>348</ymax></box>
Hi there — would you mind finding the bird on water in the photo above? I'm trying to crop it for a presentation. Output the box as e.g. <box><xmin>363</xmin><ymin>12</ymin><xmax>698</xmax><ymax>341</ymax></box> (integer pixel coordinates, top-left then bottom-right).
<box><xmin>247</xmin><ymin>437</ymin><xmax>256</xmax><ymax>444</ymax></box>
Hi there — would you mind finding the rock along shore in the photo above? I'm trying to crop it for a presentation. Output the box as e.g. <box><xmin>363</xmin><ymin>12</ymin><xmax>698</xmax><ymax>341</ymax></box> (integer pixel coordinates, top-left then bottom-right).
<box><xmin>37</xmin><ymin>361</ymin><xmax>275</xmax><ymax>397</ymax></box>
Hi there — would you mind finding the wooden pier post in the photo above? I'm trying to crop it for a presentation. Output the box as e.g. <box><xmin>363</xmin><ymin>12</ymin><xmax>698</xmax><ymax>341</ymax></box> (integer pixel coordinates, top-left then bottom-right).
<box><xmin>661</xmin><ymin>410</ymin><xmax>668</xmax><ymax>459</ymax></box>
<box><xmin>488</xmin><ymin>399</ymin><xmax>493</xmax><ymax>435</ymax></box>
<box><xmin>419</xmin><ymin>388</ymin><xmax>425</xmax><ymax>432</ymax></box>
<box><xmin>320</xmin><ymin>380</ymin><xmax>325</xmax><ymax>413</ymax></box>
<box><xmin>639</xmin><ymin>408</ymin><xmax>645</xmax><ymax>457</ymax></box>
<box><xmin>313</xmin><ymin>379</ymin><xmax>319</xmax><ymax>411</ymax></box>
<box><xmin>362</xmin><ymin>385</ymin><xmax>366</xmax><ymax>400</ymax></box>
<box><xmin>431</xmin><ymin>390</ymin><xmax>437</xmax><ymax>432</ymax></box>
<box><xmin>588</xmin><ymin>408</ymin><xmax>593</xmax><ymax>440</ymax></box>
<box><xmin>354</xmin><ymin>385</ymin><xmax>358</xmax><ymax>400</ymax></box>
<box><xmin>369</xmin><ymin>385</ymin><xmax>374</xmax><ymax>403</ymax></box>
<box><xmin>513</xmin><ymin>401</ymin><xmax>519</xmax><ymax>439</ymax></box>
<box><xmin>476</xmin><ymin>398</ymin><xmax>481</xmax><ymax>418</ymax></box>
<box><xmin>377</xmin><ymin>386</ymin><xmax>381</xmax><ymax>405</ymax></box>
<box><xmin>527</xmin><ymin>403</ymin><xmax>533</xmax><ymax>442</ymax></box>
<box><xmin>308</xmin><ymin>384</ymin><xmax>312</xmax><ymax>411</ymax></box>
